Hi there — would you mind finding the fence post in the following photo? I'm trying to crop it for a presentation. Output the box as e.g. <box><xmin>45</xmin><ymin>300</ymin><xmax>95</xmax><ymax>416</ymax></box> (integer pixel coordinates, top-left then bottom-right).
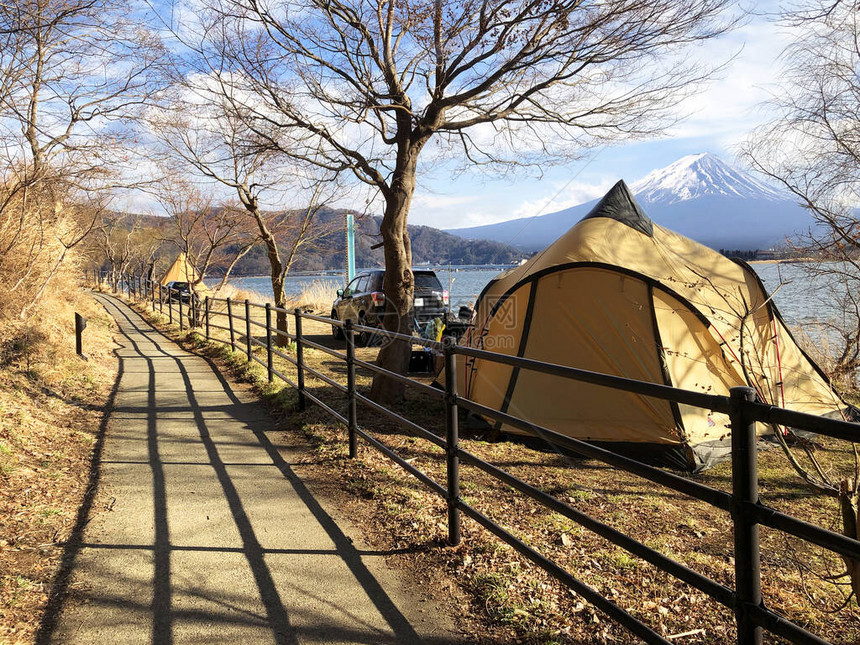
<box><xmin>265</xmin><ymin>303</ymin><xmax>274</xmax><ymax>382</ymax></box>
<box><xmin>204</xmin><ymin>297</ymin><xmax>210</xmax><ymax>340</ymax></box>
<box><xmin>226</xmin><ymin>297</ymin><xmax>235</xmax><ymax>351</ymax></box>
<box><xmin>730</xmin><ymin>386</ymin><xmax>762</xmax><ymax>645</ymax></box>
<box><xmin>178</xmin><ymin>289</ymin><xmax>185</xmax><ymax>331</ymax></box>
<box><xmin>74</xmin><ymin>312</ymin><xmax>86</xmax><ymax>358</ymax></box>
<box><xmin>245</xmin><ymin>299</ymin><xmax>252</xmax><ymax>361</ymax></box>
<box><xmin>444</xmin><ymin>345</ymin><xmax>461</xmax><ymax>546</ymax></box>
<box><xmin>158</xmin><ymin>283</ymin><xmax>163</xmax><ymax>313</ymax></box>
<box><xmin>294</xmin><ymin>308</ymin><xmax>306</xmax><ymax>412</ymax></box>
<box><xmin>168</xmin><ymin>288</ymin><xmax>173</xmax><ymax>325</ymax></box>
<box><xmin>345</xmin><ymin>318</ymin><xmax>357</xmax><ymax>458</ymax></box>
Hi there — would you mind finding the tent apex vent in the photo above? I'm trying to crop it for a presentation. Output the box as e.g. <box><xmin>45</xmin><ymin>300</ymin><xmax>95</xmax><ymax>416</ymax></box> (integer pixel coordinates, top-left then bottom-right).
<box><xmin>582</xmin><ymin>179</ymin><xmax>653</xmax><ymax>237</ymax></box>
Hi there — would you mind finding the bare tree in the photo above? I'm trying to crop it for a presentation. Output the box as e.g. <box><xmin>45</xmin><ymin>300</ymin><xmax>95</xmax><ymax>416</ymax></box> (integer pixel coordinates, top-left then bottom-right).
<box><xmin>153</xmin><ymin>174</ymin><xmax>260</xmax><ymax>293</ymax></box>
<box><xmin>147</xmin><ymin>89</ymin><xmax>340</xmax><ymax>345</ymax></box>
<box><xmin>174</xmin><ymin>0</ymin><xmax>739</xmax><ymax>401</ymax></box>
<box><xmin>0</xmin><ymin>0</ymin><xmax>165</xmax><ymax>317</ymax></box>
<box><xmin>96</xmin><ymin>215</ymin><xmax>143</xmax><ymax>289</ymax></box>
<box><xmin>742</xmin><ymin>0</ymin><xmax>860</xmax><ymax>600</ymax></box>
<box><xmin>130</xmin><ymin>224</ymin><xmax>169</xmax><ymax>284</ymax></box>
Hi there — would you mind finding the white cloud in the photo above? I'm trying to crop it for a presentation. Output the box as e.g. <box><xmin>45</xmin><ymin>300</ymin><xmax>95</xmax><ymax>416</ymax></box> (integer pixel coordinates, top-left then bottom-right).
<box><xmin>661</xmin><ymin>14</ymin><xmax>795</xmax><ymax>146</ymax></box>
<box><xmin>509</xmin><ymin>179</ymin><xmax>615</xmax><ymax>220</ymax></box>
<box><xmin>410</xmin><ymin>176</ymin><xmax>615</xmax><ymax>229</ymax></box>
<box><xmin>411</xmin><ymin>192</ymin><xmax>482</xmax><ymax>210</ymax></box>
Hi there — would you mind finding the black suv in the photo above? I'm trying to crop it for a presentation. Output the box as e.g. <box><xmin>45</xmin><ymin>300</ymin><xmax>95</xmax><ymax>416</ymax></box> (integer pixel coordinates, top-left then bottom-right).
<box><xmin>331</xmin><ymin>270</ymin><xmax>448</xmax><ymax>342</ymax></box>
<box><xmin>165</xmin><ymin>281</ymin><xmax>192</xmax><ymax>303</ymax></box>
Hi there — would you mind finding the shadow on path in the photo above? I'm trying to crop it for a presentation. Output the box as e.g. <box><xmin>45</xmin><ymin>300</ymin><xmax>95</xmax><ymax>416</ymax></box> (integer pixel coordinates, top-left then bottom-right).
<box><xmin>38</xmin><ymin>293</ymin><xmax>457</xmax><ymax>645</ymax></box>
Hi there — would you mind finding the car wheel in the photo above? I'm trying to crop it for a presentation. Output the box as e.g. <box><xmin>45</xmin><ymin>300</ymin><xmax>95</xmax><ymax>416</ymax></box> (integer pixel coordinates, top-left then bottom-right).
<box><xmin>331</xmin><ymin>310</ymin><xmax>344</xmax><ymax>340</ymax></box>
<box><xmin>358</xmin><ymin>321</ymin><xmax>382</xmax><ymax>347</ymax></box>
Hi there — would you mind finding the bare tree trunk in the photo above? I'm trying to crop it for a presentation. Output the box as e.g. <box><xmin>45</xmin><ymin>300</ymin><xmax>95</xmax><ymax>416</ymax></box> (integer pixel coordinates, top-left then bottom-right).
<box><xmin>839</xmin><ymin>486</ymin><xmax>860</xmax><ymax>599</ymax></box>
<box><xmin>236</xmin><ymin>190</ymin><xmax>290</xmax><ymax>347</ymax></box>
<box><xmin>272</xmin><ymin>272</ymin><xmax>289</xmax><ymax>347</ymax></box>
<box><xmin>370</xmin><ymin>148</ymin><xmax>419</xmax><ymax>404</ymax></box>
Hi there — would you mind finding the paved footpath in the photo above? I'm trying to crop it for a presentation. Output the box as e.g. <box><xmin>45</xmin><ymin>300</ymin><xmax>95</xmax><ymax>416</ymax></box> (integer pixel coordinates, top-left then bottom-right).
<box><xmin>49</xmin><ymin>294</ymin><xmax>460</xmax><ymax>645</ymax></box>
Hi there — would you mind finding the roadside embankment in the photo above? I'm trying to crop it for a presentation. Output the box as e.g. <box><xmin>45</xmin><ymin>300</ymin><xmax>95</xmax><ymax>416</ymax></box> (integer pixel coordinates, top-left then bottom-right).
<box><xmin>0</xmin><ymin>286</ymin><xmax>118</xmax><ymax>645</ymax></box>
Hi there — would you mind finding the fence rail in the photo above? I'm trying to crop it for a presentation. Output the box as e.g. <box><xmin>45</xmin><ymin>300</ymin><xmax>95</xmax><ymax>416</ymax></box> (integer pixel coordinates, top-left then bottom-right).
<box><xmin>93</xmin><ymin>270</ymin><xmax>860</xmax><ymax>645</ymax></box>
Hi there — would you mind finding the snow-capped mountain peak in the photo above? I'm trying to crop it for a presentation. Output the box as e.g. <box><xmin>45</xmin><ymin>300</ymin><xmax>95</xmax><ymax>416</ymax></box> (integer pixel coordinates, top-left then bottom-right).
<box><xmin>631</xmin><ymin>153</ymin><xmax>786</xmax><ymax>205</ymax></box>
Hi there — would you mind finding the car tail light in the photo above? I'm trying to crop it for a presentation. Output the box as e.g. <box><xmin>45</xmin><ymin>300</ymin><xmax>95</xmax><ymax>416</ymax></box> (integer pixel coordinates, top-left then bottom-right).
<box><xmin>371</xmin><ymin>291</ymin><xmax>385</xmax><ymax>306</ymax></box>
<box><xmin>442</xmin><ymin>290</ymin><xmax>449</xmax><ymax>306</ymax></box>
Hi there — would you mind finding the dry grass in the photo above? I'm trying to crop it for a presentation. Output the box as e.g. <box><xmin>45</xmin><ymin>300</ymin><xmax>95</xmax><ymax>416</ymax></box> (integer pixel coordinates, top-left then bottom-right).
<box><xmin>284</xmin><ymin>279</ymin><xmax>339</xmax><ymax>312</ymax></box>
<box><xmin>210</xmin><ymin>282</ymin><xmax>269</xmax><ymax>304</ymax></box>
<box><xmin>0</xmin><ymin>278</ymin><xmax>118</xmax><ymax>645</ymax></box>
<box><xmin>125</xmin><ymin>292</ymin><xmax>860</xmax><ymax>644</ymax></box>
<box><xmin>793</xmin><ymin>325</ymin><xmax>859</xmax><ymax>396</ymax></box>
<box><xmin>207</xmin><ymin>278</ymin><xmax>337</xmax><ymax>314</ymax></box>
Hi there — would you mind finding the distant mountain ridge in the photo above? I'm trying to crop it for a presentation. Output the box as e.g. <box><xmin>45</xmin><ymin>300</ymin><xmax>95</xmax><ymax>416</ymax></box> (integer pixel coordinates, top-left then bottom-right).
<box><xmin>229</xmin><ymin>208</ymin><xmax>525</xmax><ymax>275</ymax></box>
<box><xmin>446</xmin><ymin>154</ymin><xmax>813</xmax><ymax>251</ymax></box>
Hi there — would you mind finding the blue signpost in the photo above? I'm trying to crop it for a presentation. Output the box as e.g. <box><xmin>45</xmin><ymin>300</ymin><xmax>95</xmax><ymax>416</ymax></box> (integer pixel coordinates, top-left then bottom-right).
<box><xmin>346</xmin><ymin>213</ymin><xmax>356</xmax><ymax>283</ymax></box>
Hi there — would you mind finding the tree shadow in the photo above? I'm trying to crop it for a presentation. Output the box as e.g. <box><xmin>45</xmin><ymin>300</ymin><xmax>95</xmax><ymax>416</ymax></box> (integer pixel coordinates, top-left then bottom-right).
<box><xmin>37</xmin><ymin>294</ymin><xmax>460</xmax><ymax>645</ymax></box>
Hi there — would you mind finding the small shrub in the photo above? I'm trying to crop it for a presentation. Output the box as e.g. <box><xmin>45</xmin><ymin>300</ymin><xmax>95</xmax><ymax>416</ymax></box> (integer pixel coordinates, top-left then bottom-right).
<box><xmin>0</xmin><ymin>325</ymin><xmax>49</xmax><ymax>370</ymax></box>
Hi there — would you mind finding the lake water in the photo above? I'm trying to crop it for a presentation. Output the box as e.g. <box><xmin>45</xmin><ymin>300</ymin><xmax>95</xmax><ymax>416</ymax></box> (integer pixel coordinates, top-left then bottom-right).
<box><xmin>218</xmin><ymin>266</ymin><xmax>514</xmax><ymax>311</ymax></box>
<box><xmin>215</xmin><ymin>262</ymin><xmax>844</xmax><ymax>329</ymax></box>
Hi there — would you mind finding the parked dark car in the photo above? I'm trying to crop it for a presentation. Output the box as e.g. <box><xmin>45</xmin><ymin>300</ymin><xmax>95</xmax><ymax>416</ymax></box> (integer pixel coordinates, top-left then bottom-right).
<box><xmin>165</xmin><ymin>281</ymin><xmax>192</xmax><ymax>303</ymax></box>
<box><xmin>331</xmin><ymin>270</ymin><xmax>448</xmax><ymax>343</ymax></box>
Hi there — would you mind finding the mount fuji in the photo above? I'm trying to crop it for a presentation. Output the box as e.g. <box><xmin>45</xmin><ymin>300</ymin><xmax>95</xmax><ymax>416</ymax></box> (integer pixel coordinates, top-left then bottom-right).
<box><xmin>447</xmin><ymin>153</ymin><xmax>813</xmax><ymax>251</ymax></box>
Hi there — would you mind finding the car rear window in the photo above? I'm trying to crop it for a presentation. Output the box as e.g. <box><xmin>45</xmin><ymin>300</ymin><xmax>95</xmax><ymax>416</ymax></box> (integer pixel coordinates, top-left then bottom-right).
<box><xmin>414</xmin><ymin>272</ymin><xmax>442</xmax><ymax>290</ymax></box>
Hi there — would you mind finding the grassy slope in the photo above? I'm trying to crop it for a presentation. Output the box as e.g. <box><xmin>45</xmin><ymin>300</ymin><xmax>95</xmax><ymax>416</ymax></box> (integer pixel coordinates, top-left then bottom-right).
<box><xmin>0</xmin><ymin>292</ymin><xmax>118</xmax><ymax>645</ymax></box>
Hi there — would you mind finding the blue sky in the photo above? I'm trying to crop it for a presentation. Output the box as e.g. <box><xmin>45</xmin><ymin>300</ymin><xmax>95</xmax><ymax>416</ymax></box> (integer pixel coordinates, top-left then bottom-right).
<box><xmin>126</xmin><ymin>2</ymin><xmax>791</xmax><ymax>230</ymax></box>
<box><xmin>410</xmin><ymin>3</ymin><xmax>790</xmax><ymax>230</ymax></box>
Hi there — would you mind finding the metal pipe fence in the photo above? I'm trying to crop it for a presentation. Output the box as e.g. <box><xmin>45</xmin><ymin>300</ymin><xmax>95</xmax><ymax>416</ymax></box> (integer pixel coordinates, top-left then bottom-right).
<box><xmin>97</xmin><ymin>271</ymin><xmax>860</xmax><ymax>645</ymax></box>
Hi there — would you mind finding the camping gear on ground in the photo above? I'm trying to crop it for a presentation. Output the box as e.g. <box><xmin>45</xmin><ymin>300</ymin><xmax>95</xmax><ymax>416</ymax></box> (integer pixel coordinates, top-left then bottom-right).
<box><xmin>408</xmin><ymin>349</ymin><xmax>434</xmax><ymax>374</ymax></box>
<box><xmin>421</xmin><ymin>317</ymin><xmax>445</xmax><ymax>342</ymax></box>
<box><xmin>458</xmin><ymin>180</ymin><xmax>850</xmax><ymax>472</ymax></box>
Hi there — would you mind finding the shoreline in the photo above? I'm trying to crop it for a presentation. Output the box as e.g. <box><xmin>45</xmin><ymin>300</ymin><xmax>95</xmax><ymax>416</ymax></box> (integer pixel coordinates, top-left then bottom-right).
<box><xmin>748</xmin><ymin>257</ymin><xmax>817</xmax><ymax>264</ymax></box>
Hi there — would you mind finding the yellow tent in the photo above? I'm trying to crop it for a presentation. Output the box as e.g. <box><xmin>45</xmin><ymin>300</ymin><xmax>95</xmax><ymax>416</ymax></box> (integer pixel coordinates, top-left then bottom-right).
<box><xmin>160</xmin><ymin>253</ymin><xmax>211</xmax><ymax>296</ymax></box>
<box><xmin>461</xmin><ymin>181</ymin><xmax>849</xmax><ymax>471</ymax></box>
